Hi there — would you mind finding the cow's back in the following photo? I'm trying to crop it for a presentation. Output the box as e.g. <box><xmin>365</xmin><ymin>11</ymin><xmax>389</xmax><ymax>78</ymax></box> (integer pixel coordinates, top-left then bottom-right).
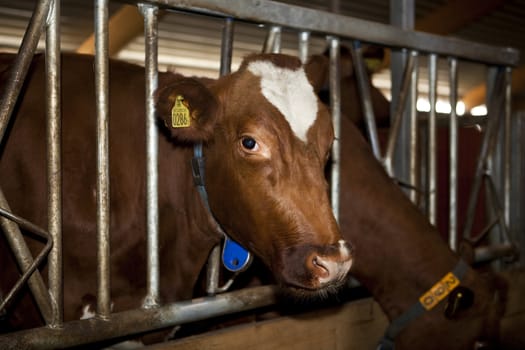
<box><xmin>0</xmin><ymin>53</ymin><xmax>156</xmax><ymax>327</ymax></box>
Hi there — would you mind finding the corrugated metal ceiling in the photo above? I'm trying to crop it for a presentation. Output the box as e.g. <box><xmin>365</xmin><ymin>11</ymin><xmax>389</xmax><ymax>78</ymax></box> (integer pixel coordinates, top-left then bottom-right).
<box><xmin>0</xmin><ymin>0</ymin><xmax>523</xmax><ymax>109</ymax></box>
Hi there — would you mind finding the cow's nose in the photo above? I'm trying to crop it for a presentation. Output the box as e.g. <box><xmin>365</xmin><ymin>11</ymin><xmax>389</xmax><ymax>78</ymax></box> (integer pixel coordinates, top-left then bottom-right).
<box><xmin>308</xmin><ymin>240</ymin><xmax>353</xmax><ymax>286</ymax></box>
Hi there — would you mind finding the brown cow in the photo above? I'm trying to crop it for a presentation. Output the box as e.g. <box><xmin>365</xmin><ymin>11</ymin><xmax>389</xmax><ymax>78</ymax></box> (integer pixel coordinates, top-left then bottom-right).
<box><xmin>302</xmin><ymin>49</ymin><xmax>512</xmax><ymax>348</ymax></box>
<box><xmin>337</xmin><ymin>109</ymin><xmax>506</xmax><ymax>349</ymax></box>
<box><xmin>0</xmin><ymin>53</ymin><xmax>352</xmax><ymax>339</ymax></box>
<box><xmin>305</xmin><ymin>45</ymin><xmax>391</xmax><ymax>131</ymax></box>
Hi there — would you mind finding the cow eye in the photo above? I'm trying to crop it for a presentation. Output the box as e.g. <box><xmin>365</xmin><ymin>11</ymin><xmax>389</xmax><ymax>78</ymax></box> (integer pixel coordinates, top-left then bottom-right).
<box><xmin>241</xmin><ymin>136</ymin><xmax>258</xmax><ymax>151</ymax></box>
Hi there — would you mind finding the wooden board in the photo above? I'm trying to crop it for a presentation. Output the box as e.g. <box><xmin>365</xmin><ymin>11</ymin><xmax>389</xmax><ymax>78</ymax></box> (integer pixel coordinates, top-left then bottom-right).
<box><xmin>145</xmin><ymin>298</ymin><xmax>388</xmax><ymax>350</ymax></box>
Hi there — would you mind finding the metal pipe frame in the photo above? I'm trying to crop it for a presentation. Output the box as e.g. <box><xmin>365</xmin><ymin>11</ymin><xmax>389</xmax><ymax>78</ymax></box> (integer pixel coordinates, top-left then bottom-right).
<box><xmin>510</xmin><ymin>111</ymin><xmax>525</xmax><ymax>267</ymax></box>
<box><xmin>485</xmin><ymin>175</ymin><xmax>512</xmax><ymax>245</ymax></box>
<box><xmin>139</xmin><ymin>3</ymin><xmax>161</xmax><ymax>309</ymax></box>
<box><xmin>383</xmin><ymin>51</ymin><xmax>417</xmax><ymax>177</ymax></box>
<box><xmin>206</xmin><ymin>16</ymin><xmax>235</xmax><ymax>296</ymax></box>
<box><xmin>94</xmin><ymin>0</ymin><xmax>111</xmax><ymax>320</ymax></box>
<box><xmin>262</xmin><ymin>25</ymin><xmax>281</xmax><ymax>54</ymax></box>
<box><xmin>448</xmin><ymin>58</ymin><xmax>458</xmax><ymax>251</ymax></box>
<box><xmin>462</xmin><ymin>69</ymin><xmax>505</xmax><ymax>240</ymax></box>
<box><xmin>142</xmin><ymin>0</ymin><xmax>519</xmax><ymax>66</ymax></box>
<box><xmin>0</xmin><ymin>192</ymin><xmax>54</xmax><ymax>326</ymax></box>
<box><xmin>0</xmin><ymin>0</ymin><xmax>521</xmax><ymax>347</ymax></box>
<box><xmin>46</xmin><ymin>0</ymin><xmax>63</xmax><ymax>328</ymax></box>
<box><xmin>462</xmin><ymin>64</ymin><xmax>517</xmax><ymax>265</ymax></box>
<box><xmin>0</xmin><ymin>0</ymin><xmax>55</xmax><ymax>326</ymax></box>
<box><xmin>389</xmin><ymin>0</ymin><xmax>414</xmax><ymax>200</ymax></box>
<box><xmin>298</xmin><ymin>31</ymin><xmax>310</xmax><ymax>64</ymax></box>
<box><xmin>408</xmin><ymin>52</ymin><xmax>419</xmax><ymax>204</ymax></box>
<box><xmin>0</xmin><ymin>0</ymin><xmax>54</xmax><ymax>142</ymax></box>
<box><xmin>219</xmin><ymin>17</ymin><xmax>234</xmax><ymax>76</ymax></box>
<box><xmin>328</xmin><ymin>36</ymin><xmax>341</xmax><ymax>223</ymax></box>
<box><xmin>427</xmin><ymin>54</ymin><xmax>438</xmax><ymax>226</ymax></box>
<box><xmin>474</xmin><ymin>243</ymin><xmax>517</xmax><ymax>264</ymax></box>
<box><xmin>350</xmin><ymin>41</ymin><xmax>381</xmax><ymax>161</ymax></box>
<box><xmin>0</xmin><ymin>205</ymin><xmax>53</xmax><ymax>319</ymax></box>
<box><xmin>503</xmin><ymin>67</ymin><xmax>512</xmax><ymax>228</ymax></box>
<box><xmin>0</xmin><ymin>285</ymin><xmax>278</xmax><ymax>349</ymax></box>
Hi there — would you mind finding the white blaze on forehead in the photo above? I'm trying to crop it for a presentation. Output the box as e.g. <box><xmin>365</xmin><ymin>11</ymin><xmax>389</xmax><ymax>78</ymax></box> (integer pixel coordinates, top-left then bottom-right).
<box><xmin>247</xmin><ymin>60</ymin><xmax>318</xmax><ymax>142</ymax></box>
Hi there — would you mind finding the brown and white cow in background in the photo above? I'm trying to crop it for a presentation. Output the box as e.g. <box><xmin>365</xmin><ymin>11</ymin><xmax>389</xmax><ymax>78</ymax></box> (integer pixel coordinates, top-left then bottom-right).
<box><xmin>0</xmin><ymin>52</ymin><xmax>352</xmax><ymax>341</ymax></box>
<box><xmin>305</xmin><ymin>48</ymin><xmax>523</xmax><ymax>349</ymax></box>
<box><xmin>337</xmin><ymin>114</ymin><xmax>505</xmax><ymax>349</ymax></box>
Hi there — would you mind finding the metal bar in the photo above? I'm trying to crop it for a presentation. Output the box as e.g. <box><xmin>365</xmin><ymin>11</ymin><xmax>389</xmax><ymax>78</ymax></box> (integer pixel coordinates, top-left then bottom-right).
<box><xmin>503</xmin><ymin>67</ymin><xmax>512</xmax><ymax>228</ymax></box>
<box><xmin>206</xmin><ymin>246</ymin><xmax>221</xmax><ymax>295</ymax></box>
<box><xmin>486</xmin><ymin>176</ymin><xmax>512</xmax><ymax>244</ymax></box>
<box><xmin>408</xmin><ymin>51</ymin><xmax>419</xmax><ymax>204</ymax></box>
<box><xmin>219</xmin><ymin>17</ymin><xmax>234</xmax><ymax>76</ymax></box>
<box><xmin>0</xmin><ymin>199</ymin><xmax>53</xmax><ymax>322</ymax></box>
<box><xmin>449</xmin><ymin>58</ymin><xmax>458</xmax><ymax>251</ymax></box>
<box><xmin>206</xmin><ymin>17</ymin><xmax>234</xmax><ymax>296</ymax></box>
<box><xmin>298</xmin><ymin>31</ymin><xmax>310</xmax><ymax>64</ymax></box>
<box><xmin>510</xmin><ymin>112</ymin><xmax>525</xmax><ymax>267</ymax></box>
<box><xmin>328</xmin><ymin>36</ymin><xmax>341</xmax><ymax>223</ymax></box>
<box><xmin>94</xmin><ymin>0</ymin><xmax>111</xmax><ymax>320</ymax></box>
<box><xmin>262</xmin><ymin>25</ymin><xmax>281</xmax><ymax>53</ymax></box>
<box><xmin>0</xmin><ymin>0</ymin><xmax>54</xmax><ymax>143</ymax></box>
<box><xmin>462</xmin><ymin>69</ymin><xmax>505</xmax><ymax>240</ymax></box>
<box><xmin>428</xmin><ymin>54</ymin><xmax>438</xmax><ymax>226</ymax></box>
<box><xmin>0</xmin><ymin>0</ymin><xmax>56</xmax><ymax>327</ymax></box>
<box><xmin>46</xmin><ymin>0</ymin><xmax>63</xmax><ymax>328</ymax></box>
<box><xmin>389</xmin><ymin>0</ymin><xmax>414</xmax><ymax>194</ymax></box>
<box><xmin>474</xmin><ymin>243</ymin><xmax>517</xmax><ymax>264</ymax></box>
<box><xmin>0</xmin><ymin>285</ymin><xmax>278</xmax><ymax>349</ymax></box>
<box><xmin>0</xmin><ymin>206</ymin><xmax>53</xmax><ymax>314</ymax></box>
<box><xmin>141</xmin><ymin>0</ymin><xmax>519</xmax><ymax>66</ymax></box>
<box><xmin>0</xmin><ymin>0</ymin><xmax>55</xmax><ymax>324</ymax></box>
<box><xmin>383</xmin><ymin>51</ymin><xmax>417</xmax><ymax>177</ymax></box>
<box><xmin>484</xmin><ymin>173</ymin><xmax>501</xmax><ymax>270</ymax></box>
<box><xmin>140</xmin><ymin>3</ymin><xmax>161</xmax><ymax>309</ymax></box>
<box><xmin>350</xmin><ymin>41</ymin><xmax>381</xmax><ymax>160</ymax></box>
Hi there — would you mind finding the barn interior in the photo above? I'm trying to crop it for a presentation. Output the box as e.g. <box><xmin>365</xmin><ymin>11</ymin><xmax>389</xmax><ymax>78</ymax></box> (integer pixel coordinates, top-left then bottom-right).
<box><xmin>0</xmin><ymin>0</ymin><xmax>524</xmax><ymax>349</ymax></box>
<box><xmin>1</xmin><ymin>0</ymin><xmax>525</xmax><ymax>111</ymax></box>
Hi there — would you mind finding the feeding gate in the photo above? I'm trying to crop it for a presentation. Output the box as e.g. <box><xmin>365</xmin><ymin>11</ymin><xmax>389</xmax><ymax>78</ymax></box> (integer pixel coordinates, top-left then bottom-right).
<box><xmin>0</xmin><ymin>0</ymin><xmax>522</xmax><ymax>348</ymax></box>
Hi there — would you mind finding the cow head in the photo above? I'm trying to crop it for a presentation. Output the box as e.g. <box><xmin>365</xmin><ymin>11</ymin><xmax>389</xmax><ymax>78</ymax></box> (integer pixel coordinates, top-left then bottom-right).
<box><xmin>155</xmin><ymin>54</ymin><xmax>352</xmax><ymax>297</ymax></box>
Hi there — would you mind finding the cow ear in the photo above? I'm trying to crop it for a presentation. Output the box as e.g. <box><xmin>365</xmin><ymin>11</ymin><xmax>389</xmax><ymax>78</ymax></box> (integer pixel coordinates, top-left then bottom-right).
<box><xmin>304</xmin><ymin>54</ymin><xmax>329</xmax><ymax>93</ymax></box>
<box><xmin>155</xmin><ymin>77</ymin><xmax>219</xmax><ymax>143</ymax></box>
<box><xmin>304</xmin><ymin>48</ymin><xmax>357</xmax><ymax>94</ymax></box>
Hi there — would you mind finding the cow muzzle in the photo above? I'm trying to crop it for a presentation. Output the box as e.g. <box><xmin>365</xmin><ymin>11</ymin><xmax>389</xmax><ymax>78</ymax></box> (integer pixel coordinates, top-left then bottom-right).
<box><xmin>278</xmin><ymin>240</ymin><xmax>353</xmax><ymax>293</ymax></box>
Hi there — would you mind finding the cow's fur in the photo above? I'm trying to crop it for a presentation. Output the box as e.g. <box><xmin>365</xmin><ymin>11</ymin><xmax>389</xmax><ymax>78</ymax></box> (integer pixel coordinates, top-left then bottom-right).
<box><xmin>0</xmin><ymin>52</ymin><xmax>352</xmax><ymax>339</ymax></box>
<box><xmin>337</xmin><ymin>113</ymin><xmax>505</xmax><ymax>349</ymax></box>
<box><xmin>307</xmin><ymin>47</ymin><xmax>512</xmax><ymax>349</ymax></box>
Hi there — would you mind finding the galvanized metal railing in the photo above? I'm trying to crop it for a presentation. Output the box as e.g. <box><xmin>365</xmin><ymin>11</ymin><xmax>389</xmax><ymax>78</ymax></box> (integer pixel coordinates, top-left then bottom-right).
<box><xmin>0</xmin><ymin>0</ymin><xmax>521</xmax><ymax>348</ymax></box>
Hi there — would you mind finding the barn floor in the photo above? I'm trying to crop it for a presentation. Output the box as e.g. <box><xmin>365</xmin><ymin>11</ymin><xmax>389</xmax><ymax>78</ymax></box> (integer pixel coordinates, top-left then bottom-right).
<box><xmin>144</xmin><ymin>298</ymin><xmax>388</xmax><ymax>350</ymax></box>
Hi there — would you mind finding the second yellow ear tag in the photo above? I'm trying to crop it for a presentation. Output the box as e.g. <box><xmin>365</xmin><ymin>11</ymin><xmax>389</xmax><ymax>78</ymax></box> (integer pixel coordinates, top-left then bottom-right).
<box><xmin>171</xmin><ymin>95</ymin><xmax>191</xmax><ymax>128</ymax></box>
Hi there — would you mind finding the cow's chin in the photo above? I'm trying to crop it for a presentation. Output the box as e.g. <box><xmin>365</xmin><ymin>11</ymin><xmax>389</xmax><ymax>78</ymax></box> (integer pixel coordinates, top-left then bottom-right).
<box><xmin>278</xmin><ymin>279</ymin><xmax>347</xmax><ymax>303</ymax></box>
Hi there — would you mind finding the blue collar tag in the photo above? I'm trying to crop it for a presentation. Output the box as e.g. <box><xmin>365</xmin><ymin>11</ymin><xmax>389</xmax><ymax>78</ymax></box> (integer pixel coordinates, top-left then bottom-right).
<box><xmin>222</xmin><ymin>236</ymin><xmax>252</xmax><ymax>272</ymax></box>
<box><xmin>192</xmin><ymin>143</ymin><xmax>252</xmax><ymax>274</ymax></box>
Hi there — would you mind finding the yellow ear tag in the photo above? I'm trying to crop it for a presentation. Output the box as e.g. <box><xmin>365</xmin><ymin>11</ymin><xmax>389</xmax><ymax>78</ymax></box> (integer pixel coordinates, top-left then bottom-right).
<box><xmin>171</xmin><ymin>95</ymin><xmax>191</xmax><ymax>128</ymax></box>
<box><xmin>365</xmin><ymin>58</ymin><xmax>382</xmax><ymax>72</ymax></box>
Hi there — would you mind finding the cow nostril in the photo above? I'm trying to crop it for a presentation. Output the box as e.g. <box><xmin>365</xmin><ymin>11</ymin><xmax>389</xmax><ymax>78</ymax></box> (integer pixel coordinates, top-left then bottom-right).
<box><xmin>312</xmin><ymin>256</ymin><xmax>330</xmax><ymax>279</ymax></box>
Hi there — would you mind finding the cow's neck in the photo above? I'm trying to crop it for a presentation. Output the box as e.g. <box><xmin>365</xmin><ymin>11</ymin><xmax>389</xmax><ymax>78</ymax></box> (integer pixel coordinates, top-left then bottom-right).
<box><xmin>339</xmin><ymin>121</ymin><xmax>459</xmax><ymax>321</ymax></box>
<box><xmin>157</xmin><ymin>138</ymin><xmax>222</xmax><ymax>301</ymax></box>
<box><xmin>350</xmin><ymin>211</ymin><xmax>458</xmax><ymax>321</ymax></box>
